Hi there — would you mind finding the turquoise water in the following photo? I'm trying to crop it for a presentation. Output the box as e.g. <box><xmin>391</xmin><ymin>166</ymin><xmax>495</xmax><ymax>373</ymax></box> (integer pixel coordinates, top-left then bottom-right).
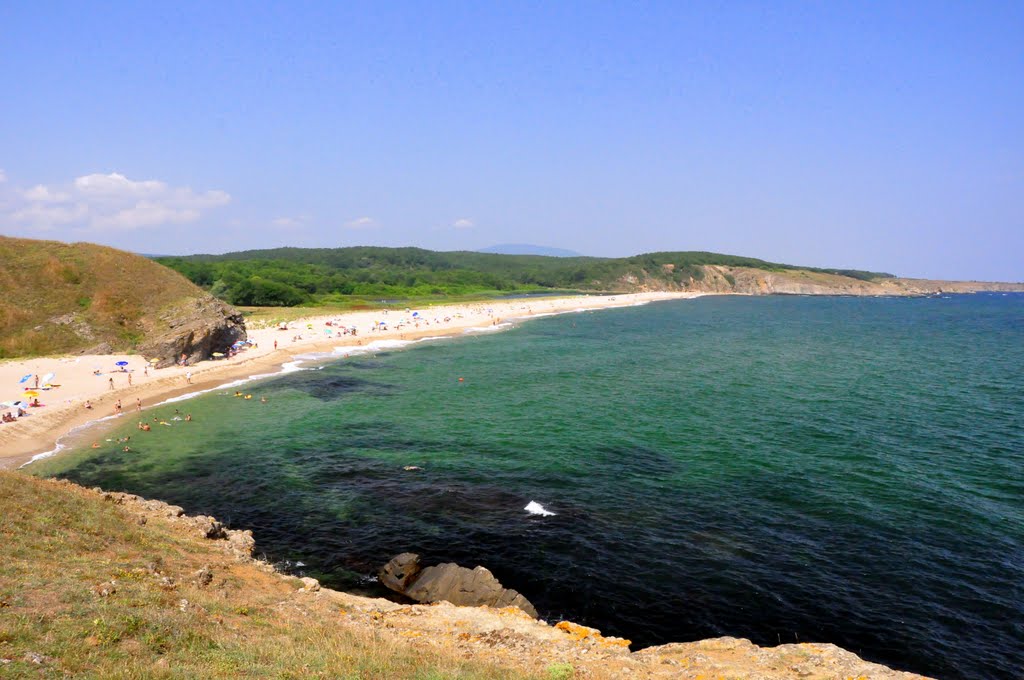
<box><xmin>34</xmin><ymin>294</ymin><xmax>1024</xmax><ymax>679</ymax></box>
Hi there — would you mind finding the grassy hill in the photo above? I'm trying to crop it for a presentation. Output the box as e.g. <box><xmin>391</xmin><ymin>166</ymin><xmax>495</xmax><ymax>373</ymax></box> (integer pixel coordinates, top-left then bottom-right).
<box><xmin>0</xmin><ymin>236</ymin><xmax>240</xmax><ymax>359</ymax></box>
<box><xmin>155</xmin><ymin>246</ymin><xmax>895</xmax><ymax>307</ymax></box>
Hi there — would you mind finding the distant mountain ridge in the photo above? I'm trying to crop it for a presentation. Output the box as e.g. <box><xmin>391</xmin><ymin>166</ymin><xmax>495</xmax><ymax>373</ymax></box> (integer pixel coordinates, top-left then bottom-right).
<box><xmin>477</xmin><ymin>244</ymin><xmax>582</xmax><ymax>257</ymax></box>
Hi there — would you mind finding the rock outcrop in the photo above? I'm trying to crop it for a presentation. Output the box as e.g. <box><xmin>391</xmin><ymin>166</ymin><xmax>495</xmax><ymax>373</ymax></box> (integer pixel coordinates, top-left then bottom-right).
<box><xmin>137</xmin><ymin>294</ymin><xmax>246</xmax><ymax>368</ymax></box>
<box><xmin>379</xmin><ymin>553</ymin><xmax>538</xmax><ymax>618</ymax></box>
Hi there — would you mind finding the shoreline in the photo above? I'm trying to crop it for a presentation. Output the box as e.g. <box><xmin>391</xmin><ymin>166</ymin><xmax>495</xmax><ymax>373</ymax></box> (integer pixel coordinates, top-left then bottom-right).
<box><xmin>1</xmin><ymin>292</ymin><xmax>700</xmax><ymax>469</ymax></box>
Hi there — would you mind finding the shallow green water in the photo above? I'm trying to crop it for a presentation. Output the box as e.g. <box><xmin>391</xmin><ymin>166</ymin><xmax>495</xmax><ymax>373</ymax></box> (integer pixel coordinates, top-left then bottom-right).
<box><xmin>34</xmin><ymin>294</ymin><xmax>1024</xmax><ymax>679</ymax></box>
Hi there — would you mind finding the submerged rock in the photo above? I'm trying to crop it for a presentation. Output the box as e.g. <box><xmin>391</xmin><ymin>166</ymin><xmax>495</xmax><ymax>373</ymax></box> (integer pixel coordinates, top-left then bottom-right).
<box><xmin>379</xmin><ymin>553</ymin><xmax>538</xmax><ymax>618</ymax></box>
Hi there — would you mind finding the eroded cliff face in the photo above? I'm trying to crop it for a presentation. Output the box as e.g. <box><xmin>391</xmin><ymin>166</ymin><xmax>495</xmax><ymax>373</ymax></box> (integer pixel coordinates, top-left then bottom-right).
<box><xmin>137</xmin><ymin>294</ymin><xmax>246</xmax><ymax>367</ymax></box>
<box><xmin>617</xmin><ymin>264</ymin><xmax>1024</xmax><ymax>296</ymax></box>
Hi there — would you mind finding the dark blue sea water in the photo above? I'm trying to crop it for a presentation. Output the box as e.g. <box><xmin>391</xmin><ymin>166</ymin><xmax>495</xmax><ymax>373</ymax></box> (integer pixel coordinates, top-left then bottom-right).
<box><xmin>34</xmin><ymin>294</ymin><xmax>1024</xmax><ymax>679</ymax></box>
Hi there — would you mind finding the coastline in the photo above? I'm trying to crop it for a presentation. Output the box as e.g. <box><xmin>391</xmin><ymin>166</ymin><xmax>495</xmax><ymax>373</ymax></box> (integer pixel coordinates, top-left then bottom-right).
<box><xmin>1</xmin><ymin>291</ymin><xmax>700</xmax><ymax>469</ymax></box>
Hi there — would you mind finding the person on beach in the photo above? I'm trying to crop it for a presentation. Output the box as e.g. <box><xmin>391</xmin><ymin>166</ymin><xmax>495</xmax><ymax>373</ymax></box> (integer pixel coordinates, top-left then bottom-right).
<box><xmin>33</xmin><ymin>374</ymin><xmax>39</xmax><ymax>389</ymax></box>
<box><xmin>84</xmin><ymin>400</ymin><xmax>93</xmax><ymax>410</ymax></box>
<box><xmin>108</xmin><ymin>377</ymin><xmax>114</xmax><ymax>390</ymax></box>
<box><xmin>185</xmin><ymin>371</ymin><xmax>192</xmax><ymax>385</ymax></box>
<box><xmin>144</xmin><ymin>365</ymin><xmax>149</xmax><ymax>377</ymax></box>
<box><xmin>128</xmin><ymin>373</ymin><xmax>132</xmax><ymax>386</ymax></box>
<box><xmin>136</xmin><ymin>398</ymin><xmax>142</xmax><ymax>412</ymax></box>
<box><xmin>114</xmin><ymin>399</ymin><xmax>122</xmax><ymax>414</ymax></box>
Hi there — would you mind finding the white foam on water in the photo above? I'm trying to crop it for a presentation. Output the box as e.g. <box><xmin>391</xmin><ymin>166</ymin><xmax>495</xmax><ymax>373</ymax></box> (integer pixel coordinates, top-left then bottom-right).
<box><xmin>464</xmin><ymin>322</ymin><xmax>514</xmax><ymax>334</ymax></box>
<box><xmin>18</xmin><ymin>412</ymin><xmax>124</xmax><ymax>468</ymax></box>
<box><xmin>524</xmin><ymin>500</ymin><xmax>556</xmax><ymax>517</ymax></box>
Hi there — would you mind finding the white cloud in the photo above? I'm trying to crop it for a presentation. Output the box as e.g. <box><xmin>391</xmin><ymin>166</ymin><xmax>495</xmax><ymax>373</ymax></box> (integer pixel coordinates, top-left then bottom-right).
<box><xmin>344</xmin><ymin>216</ymin><xmax>376</xmax><ymax>229</ymax></box>
<box><xmin>22</xmin><ymin>185</ymin><xmax>70</xmax><ymax>203</ymax></box>
<box><xmin>272</xmin><ymin>215</ymin><xmax>312</xmax><ymax>228</ymax></box>
<box><xmin>0</xmin><ymin>171</ymin><xmax>231</xmax><ymax>232</ymax></box>
<box><xmin>452</xmin><ymin>218</ymin><xmax>475</xmax><ymax>229</ymax></box>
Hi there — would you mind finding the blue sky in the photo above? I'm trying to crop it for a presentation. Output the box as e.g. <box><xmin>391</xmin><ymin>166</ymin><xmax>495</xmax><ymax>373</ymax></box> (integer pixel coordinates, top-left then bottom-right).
<box><xmin>1</xmin><ymin>2</ymin><xmax>1021</xmax><ymax>280</ymax></box>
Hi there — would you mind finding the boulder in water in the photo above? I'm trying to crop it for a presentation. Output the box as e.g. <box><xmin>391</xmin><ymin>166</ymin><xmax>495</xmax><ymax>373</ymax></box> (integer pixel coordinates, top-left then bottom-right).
<box><xmin>378</xmin><ymin>553</ymin><xmax>538</xmax><ymax>618</ymax></box>
<box><xmin>379</xmin><ymin>552</ymin><xmax>422</xmax><ymax>592</ymax></box>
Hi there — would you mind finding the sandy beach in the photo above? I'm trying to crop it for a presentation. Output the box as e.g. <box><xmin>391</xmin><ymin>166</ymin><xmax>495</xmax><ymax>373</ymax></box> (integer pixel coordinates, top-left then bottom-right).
<box><xmin>0</xmin><ymin>292</ymin><xmax>699</xmax><ymax>469</ymax></box>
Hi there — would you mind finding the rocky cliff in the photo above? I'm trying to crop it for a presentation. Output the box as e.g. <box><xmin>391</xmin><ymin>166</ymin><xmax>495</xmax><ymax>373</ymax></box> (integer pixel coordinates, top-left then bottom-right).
<box><xmin>622</xmin><ymin>263</ymin><xmax>1024</xmax><ymax>296</ymax></box>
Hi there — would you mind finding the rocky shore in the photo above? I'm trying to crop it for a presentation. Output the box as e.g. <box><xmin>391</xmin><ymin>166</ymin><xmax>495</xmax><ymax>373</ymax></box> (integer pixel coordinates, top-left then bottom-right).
<box><xmin>52</xmin><ymin>479</ymin><xmax>933</xmax><ymax>679</ymax></box>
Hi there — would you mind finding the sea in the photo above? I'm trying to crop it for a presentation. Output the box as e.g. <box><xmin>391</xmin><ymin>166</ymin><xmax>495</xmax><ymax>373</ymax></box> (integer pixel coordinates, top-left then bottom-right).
<box><xmin>30</xmin><ymin>294</ymin><xmax>1024</xmax><ymax>680</ymax></box>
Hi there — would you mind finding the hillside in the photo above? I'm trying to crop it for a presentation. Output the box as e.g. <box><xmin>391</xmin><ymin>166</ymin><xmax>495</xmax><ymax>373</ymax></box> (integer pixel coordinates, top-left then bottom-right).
<box><xmin>0</xmin><ymin>470</ymin><xmax>931</xmax><ymax>679</ymax></box>
<box><xmin>0</xmin><ymin>236</ymin><xmax>245</xmax><ymax>364</ymax></box>
<box><xmin>154</xmin><ymin>246</ymin><xmax>902</xmax><ymax>306</ymax></box>
<box><xmin>154</xmin><ymin>246</ymin><xmax>1023</xmax><ymax>307</ymax></box>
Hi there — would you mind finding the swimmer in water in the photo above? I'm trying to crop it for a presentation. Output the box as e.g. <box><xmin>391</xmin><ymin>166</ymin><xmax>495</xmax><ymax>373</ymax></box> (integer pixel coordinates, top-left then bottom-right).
<box><xmin>234</xmin><ymin>391</ymin><xmax>243</xmax><ymax>397</ymax></box>
<box><xmin>185</xmin><ymin>414</ymin><xmax>192</xmax><ymax>422</ymax></box>
<box><xmin>260</xmin><ymin>396</ymin><xmax>267</xmax><ymax>403</ymax></box>
<box><xmin>91</xmin><ymin>442</ymin><xmax>100</xmax><ymax>449</ymax></box>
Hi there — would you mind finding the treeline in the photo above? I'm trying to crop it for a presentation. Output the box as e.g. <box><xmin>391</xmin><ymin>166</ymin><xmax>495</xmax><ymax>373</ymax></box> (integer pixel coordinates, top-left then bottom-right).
<box><xmin>154</xmin><ymin>247</ymin><xmax>894</xmax><ymax>307</ymax></box>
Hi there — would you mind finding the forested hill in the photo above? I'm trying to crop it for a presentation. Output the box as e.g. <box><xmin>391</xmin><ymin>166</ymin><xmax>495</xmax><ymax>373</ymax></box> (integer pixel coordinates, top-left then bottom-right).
<box><xmin>154</xmin><ymin>247</ymin><xmax>896</xmax><ymax>306</ymax></box>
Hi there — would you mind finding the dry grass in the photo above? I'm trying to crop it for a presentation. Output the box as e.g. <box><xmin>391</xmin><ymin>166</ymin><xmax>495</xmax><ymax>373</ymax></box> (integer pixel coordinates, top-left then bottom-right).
<box><xmin>0</xmin><ymin>471</ymin><xmax>538</xmax><ymax>679</ymax></box>
<box><xmin>0</xmin><ymin>237</ymin><xmax>204</xmax><ymax>358</ymax></box>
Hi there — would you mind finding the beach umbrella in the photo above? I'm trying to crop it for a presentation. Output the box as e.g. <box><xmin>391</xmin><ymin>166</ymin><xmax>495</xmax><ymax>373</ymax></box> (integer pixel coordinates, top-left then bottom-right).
<box><xmin>41</xmin><ymin>372</ymin><xmax>55</xmax><ymax>384</ymax></box>
<box><xmin>149</xmin><ymin>358</ymin><xmax>160</xmax><ymax>364</ymax></box>
<box><xmin>212</xmin><ymin>352</ymin><xmax>225</xmax><ymax>357</ymax></box>
<box><xmin>115</xmin><ymin>361</ymin><xmax>129</xmax><ymax>366</ymax></box>
<box><xmin>18</xmin><ymin>374</ymin><xmax>32</xmax><ymax>384</ymax></box>
<box><xmin>23</xmin><ymin>390</ymin><xmax>39</xmax><ymax>397</ymax></box>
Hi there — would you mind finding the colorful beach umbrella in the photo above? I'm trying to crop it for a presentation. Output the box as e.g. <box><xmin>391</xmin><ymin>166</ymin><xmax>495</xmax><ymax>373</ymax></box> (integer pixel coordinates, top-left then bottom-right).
<box><xmin>23</xmin><ymin>390</ymin><xmax>39</xmax><ymax>397</ymax></box>
<box><xmin>18</xmin><ymin>374</ymin><xmax>32</xmax><ymax>383</ymax></box>
<box><xmin>115</xmin><ymin>360</ymin><xmax>129</xmax><ymax>366</ymax></box>
<box><xmin>41</xmin><ymin>372</ymin><xmax>55</xmax><ymax>384</ymax></box>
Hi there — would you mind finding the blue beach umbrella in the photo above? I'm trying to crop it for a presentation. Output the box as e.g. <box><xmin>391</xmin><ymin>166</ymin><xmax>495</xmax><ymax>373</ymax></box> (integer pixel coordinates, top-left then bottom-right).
<box><xmin>115</xmin><ymin>361</ymin><xmax>129</xmax><ymax>366</ymax></box>
<box><xmin>18</xmin><ymin>374</ymin><xmax>32</xmax><ymax>383</ymax></box>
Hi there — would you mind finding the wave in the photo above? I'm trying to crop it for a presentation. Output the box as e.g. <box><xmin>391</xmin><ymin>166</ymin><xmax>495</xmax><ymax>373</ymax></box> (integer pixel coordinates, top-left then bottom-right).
<box><xmin>524</xmin><ymin>501</ymin><xmax>556</xmax><ymax>516</ymax></box>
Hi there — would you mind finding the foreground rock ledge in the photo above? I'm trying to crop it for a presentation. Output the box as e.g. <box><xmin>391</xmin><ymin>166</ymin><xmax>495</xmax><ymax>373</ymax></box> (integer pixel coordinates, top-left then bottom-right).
<box><xmin>379</xmin><ymin>552</ymin><xmax>539</xmax><ymax>618</ymax></box>
<box><xmin>54</xmin><ymin>480</ymin><xmax>932</xmax><ymax>679</ymax></box>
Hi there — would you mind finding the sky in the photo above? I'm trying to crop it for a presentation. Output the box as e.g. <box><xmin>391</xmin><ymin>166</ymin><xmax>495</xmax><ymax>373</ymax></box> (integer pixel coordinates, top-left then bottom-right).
<box><xmin>1</xmin><ymin>2</ymin><xmax>1021</xmax><ymax>280</ymax></box>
